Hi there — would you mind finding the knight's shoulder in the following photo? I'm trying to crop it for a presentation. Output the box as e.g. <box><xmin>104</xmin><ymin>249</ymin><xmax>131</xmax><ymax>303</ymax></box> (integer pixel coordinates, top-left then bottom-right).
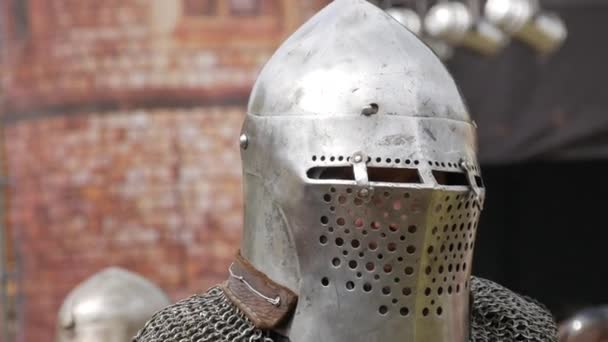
<box><xmin>470</xmin><ymin>276</ymin><xmax>558</xmax><ymax>342</ymax></box>
<box><xmin>133</xmin><ymin>287</ymin><xmax>223</xmax><ymax>342</ymax></box>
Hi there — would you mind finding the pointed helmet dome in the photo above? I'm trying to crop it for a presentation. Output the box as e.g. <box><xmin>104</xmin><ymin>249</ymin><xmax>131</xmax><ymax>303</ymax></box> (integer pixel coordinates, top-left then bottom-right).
<box><xmin>56</xmin><ymin>267</ymin><xmax>170</xmax><ymax>342</ymax></box>
<box><xmin>248</xmin><ymin>0</ymin><xmax>470</xmax><ymax>122</ymax></box>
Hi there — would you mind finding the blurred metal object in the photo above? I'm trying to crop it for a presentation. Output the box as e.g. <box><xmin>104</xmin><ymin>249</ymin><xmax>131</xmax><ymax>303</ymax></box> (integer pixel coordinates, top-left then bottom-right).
<box><xmin>56</xmin><ymin>267</ymin><xmax>170</xmax><ymax>342</ymax></box>
<box><xmin>386</xmin><ymin>7</ymin><xmax>423</xmax><ymax>35</ymax></box>
<box><xmin>559</xmin><ymin>306</ymin><xmax>608</xmax><ymax>342</ymax></box>
<box><xmin>485</xmin><ymin>0</ymin><xmax>567</xmax><ymax>54</ymax></box>
<box><xmin>425</xmin><ymin>1</ymin><xmax>509</xmax><ymax>56</ymax></box>
<box><xmin>385</xmin><ymin>5</ymin><xmax>454</xmax><ymax>60</ymax></box>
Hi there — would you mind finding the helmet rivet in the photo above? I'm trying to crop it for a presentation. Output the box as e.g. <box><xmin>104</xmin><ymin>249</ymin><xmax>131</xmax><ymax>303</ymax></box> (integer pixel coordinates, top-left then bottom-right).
<box><xmin>239</xmin><ymin>134</ymin><xmax>249</xmax><ymax>149</ymax></box>
<box><xmin>359</xmin><ymin>188</ymin><xmax>370</xmax><ymax>198</ymax></box>
<box><xmin>354</xmin><ymin>155</ymin><xmax>363</xmax><ymax>163</ymax></box>
<box><xmin>361</xmin><ymin>103</ymin><xmax>379</xmax><ymax>116</ymax></box>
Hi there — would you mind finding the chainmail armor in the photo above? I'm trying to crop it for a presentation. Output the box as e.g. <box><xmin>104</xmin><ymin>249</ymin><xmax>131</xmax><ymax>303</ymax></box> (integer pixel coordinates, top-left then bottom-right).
<box><xmin>470</xmin><ymin>277</ymin><xmax>557</xmax><ymax>342</ymax></box>
<box><xmin>134</xmin><ymin>277</ymin><xmax>557</xmax><ymax>342</ymax></box>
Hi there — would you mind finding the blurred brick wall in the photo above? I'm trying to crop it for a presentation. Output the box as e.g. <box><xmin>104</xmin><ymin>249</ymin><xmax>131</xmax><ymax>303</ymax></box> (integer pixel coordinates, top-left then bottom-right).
<box><xmin>0</xmin><ymin>0</ymin><xmax>328</xmax><ymax>340</ymax></box>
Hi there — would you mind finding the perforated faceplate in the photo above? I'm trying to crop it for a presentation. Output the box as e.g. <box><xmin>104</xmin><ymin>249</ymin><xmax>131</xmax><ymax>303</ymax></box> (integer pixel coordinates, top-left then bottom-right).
<box><xmin>288</xmin><ymin>176</ymin><xmax>482</xmax><ymax>341</ymax></box>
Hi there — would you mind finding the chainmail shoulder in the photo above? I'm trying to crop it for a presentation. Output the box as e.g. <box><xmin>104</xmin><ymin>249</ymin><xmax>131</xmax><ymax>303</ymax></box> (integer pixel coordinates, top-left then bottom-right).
<box><xmin>134</xmin><ymin>278</ymin><xmax>556</xmax><ymax>342</ymax></box>
<box><xmin>470</xmin><ymin>277</ymin><xmax>558</xmax><ymax>342</ymax></box>
<box><xmin>133</xmin><ymin>286</ymin><xmax>281</xmax><ymax>342</ymax></box>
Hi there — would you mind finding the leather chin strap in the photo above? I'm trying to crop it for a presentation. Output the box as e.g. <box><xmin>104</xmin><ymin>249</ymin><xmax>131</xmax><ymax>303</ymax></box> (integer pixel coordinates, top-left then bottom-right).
<box><xmin>221</xmin><ymin>252</ymin><xmax>298</xmax><ymax>330</ymax></box>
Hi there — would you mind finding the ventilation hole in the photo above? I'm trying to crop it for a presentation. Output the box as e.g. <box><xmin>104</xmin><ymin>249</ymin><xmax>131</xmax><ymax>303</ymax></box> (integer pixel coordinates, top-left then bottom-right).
<box><xmin>422</xmin><ymin>308</ymin><xmax>430</xmax><ymax>316</ymax></box>
<box><xmin>405</xmin><ymin>267</ymin><xmax>414</xmax><ymax>275</ymax></box>
<box><xmin>427</xmin><ymin>246</ymin><xmax>434</xmax><ymax>254</ymax></box>
<box><xmin>388</xmin><ymin>223</ymin><xmax>398</xmax><ymax>232</ymax></box>
<box><xmin>351</xmin><ymin>240</ymin><xmax>360</xmax><ymax>248</ymax></box>
<box><xmin>345</xmin><ymin>229</ymin><xmax>351</xmax><ymax>234</ymax></box>
<box><xmin>438</xmin><ymin>287</ymin><xmax>443</xmax><ymax>295</ymax></box>
<box><xmin>357</xmin><ymin>272</ymin><xmax>362</xmax><ymax>278</ymax></box>
<box><xmin>320</xmin><ymin>236</ymin><xmax>328</xmax><ymax>245</ymax></box>
<box><xmin>395</xmin><ymin>158</ymin><xmax>401</xmax><ymax>163</ymax></box>
<box><xmin>424</xmin><ymin>288</ymin><xmax>431</xmax><ymax>296</ymax></box>
<box><xmin>320</xmin><ymin>216</ymin><xmax>328</xmax><ymax>225</ymax></box>
<box><xmin>354</xmin><ymin>198</ymin><xmax>363</xmax><ymax>206</ymax></box>
<box><xmin>328</xmin><ymin>227</ymin><xmax>334</xmax><ymax>232</ymax></box>
<box><xmin>377</xmin><ymin>254</ymin><xmax>384</xmax><ymax>260</ymax></box>
<box><xmin>408</xmin><ymin>225</ymin><xmax>417</xmax><ymax>234</ymax></box>
<box><xmin>448</xmin><ymin>286</ymin><xmax>453</xmax><ymax>294</ymax></box>
<box><xmin>394</xmin><ymin>277</ymin><xmax>401</xmax><ymax>283</ymax></box>
<box><xmin>425</xmin><ymin>266</ymin><xmax>432</xmax><ymax>275</ymax></box>
<box><xmin>346</xmin><ymin>188</ymin><xmax>353</xmax><ymax>194</ymax></box>
<box><xmin>366</xmin><ymin>262</ymin><xmax>375</xmax><ymax>271</ymax></box>
<box><xmin>392</xmin><ymin>298</ymin><xmax>399</xmax><ymax>304</ymax></box>
<box><xmin>321</xmin><ymin>156</ymin><xmax>326</xmax><ymax>161</ymax></box>
<box><xmin>386</xmin><ymin>158</ymin><xmax>392</xmax><ymax>163</ymax></box>
<box><xmin>343</xmin><ymin>250</ymin><xmax>349</xmax><ymax>256</ymax></box>
<box><xmin>335</xmin><ymin>238</ymin><xmax>344</xmax><ymax>246</ymax></box>
<box><xmin>363</xmin><ymin>283</ymin><xmax>372</xmax><ymax>292</ymax></box>
<box><xmin>337</xmin><ymin>217</ymin><xmax>346</xmax><ymax>226</ymax></box>
<box><xmin>400</xmin><ymin>235</ymin><xmax>405</xmax><ymax>241</ymax></box>
<box><xmin>329</xmin><ymin>206</ymin><xmax>336</xmax><ymax>212</ymax></box>
<box><xmin>369</xmin><ymin>242</ymin><xmax>378</xmax><ymax>251</ymax></box>
<box><xmin>346</xmin><ymin>281</ymin><xmax>355</xmax><ymax>290</ymax></box>
<box><xmin>379</xmin><ymin>306</ymin><xmax>388</xmax><ymax>315</ymax></box>
<box><xmin>330</xmin><ymin>156</ymin><xmax>335</xmax><ymax>162</ymax></box>
<box><xmin>456</xmin><ymin>284</ymin><xmax>461</xmax><ymax>292</ymax></box>
<box><xmin>403</xmin><ymin>192</ymin><xmax>410</xmax><ymax>198</ymax></box>
<box><xmin>348</xmin><ymin>260</ymin><xmax>358</xmax><ymax>269</ymax></box>
<box><xmin>382</xmin><ymin>286</ymin><xmax>391</xmax><ymax>295</ymax></box>
<box><xmin>371</xmin><ymin>221</ymin><xmax>381</xmax><ymax>230</ymax></box>
<box><xmin>406</xmin><ymin>246</ymin><xmax>416</xmax><ymax>254</ymax></box>
<box><xmin>400</xmin><ymin>307</ymin><xmax>409</xmax><ymax>316</ymax></box>
<box><xmin>387</xmin><ymin>243</ymin><xmax>397</xmax><ymax>252</ymax></box>
<box><xmin>321</xmin><ymin>277</ymin><xmax>329</xmax><ymax>286</ymax></box>
<box><xmin>393</xmin><ymin>201</ymin><xmax>402</xmax><ymax>210</ymax></box>
<box><xmin>330</xmin><ymin>187</ymin><xmax>336</xmax><ymax>193</ymax></box>
<box><xmin>437</xmin><ymin>307</ymin><xmax>443</xmax><ymax>315</ymax></box>
<box><xmin>359</xmin><ymin>252</ymin><xmax>364</xmax><ymax>258</ymax></box>
<box><xmin>374</xmin><ymin>274</ymin><xmax>380</xmax><ymax>280</ymax></box>
<box><xmin>338</xmin><ymin>156</ymin><xmax>344</xmax><ymax>161</ymax></box>
<box><xmin>312</xmin><ymin>156</ymin><xmax>317</xmax><ymax>161</ymax></box>
<box><xmin>397</xmin><ymin>257</ymin><xmax>403</xmax><ymax>262</ymax></box>
<box><xmin>376</xmin><ymin>157</ymin><xmax>382</xmax><ymax>163</ymax></box>
<box><xmin>332</xmin><ymin>258</ymin><xmax>341</xmax><ymax>267</ymax></box>
<box><xmin>439</xmin><ymin>265</ymin><xmax>444</xmax><ymax>274</ymax></box>
<box><xmin>432</xmin><ymin>227</ymin><xmax>438</xmax><ymax>235</ymax></box>
<box><xmin>383</xmin><ymin>264</ymin><xmax>393</xmax><ymax>273</ymax></box>
<box><xmin>402</xmin><ymin>287</ymin><xmax>412</xmax><ymax>296</ymax></box>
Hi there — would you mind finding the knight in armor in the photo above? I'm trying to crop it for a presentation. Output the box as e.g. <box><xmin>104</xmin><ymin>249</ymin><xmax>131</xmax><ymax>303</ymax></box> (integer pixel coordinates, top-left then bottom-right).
<box><xmin>135</xmin><ymin>1</ymin><xmax>558</xmax><ymax>341</ymax></box>
<box><xmin>56</xmin><ymin>267</ymin><xmax>170</xmax><ymax>342</ymax></box>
